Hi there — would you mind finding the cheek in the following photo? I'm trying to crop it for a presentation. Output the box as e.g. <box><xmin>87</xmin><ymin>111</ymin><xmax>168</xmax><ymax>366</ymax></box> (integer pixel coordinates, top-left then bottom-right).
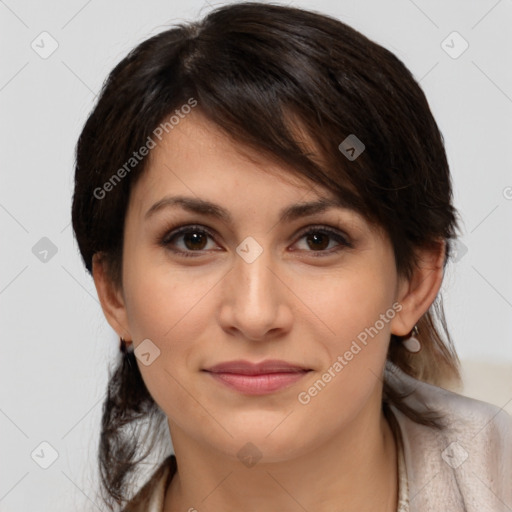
<box><xmin>296</xmin><ymin>257</ymin><xmax>398</xmax><ymax>404</ymax></box>
<box><xmin>303</xmin><ymin>262</ymin><xmax>396</xmax><ymax>344</ymax></box>
<box><xmin>122</xmin><ymin>262</ymin><xmax>214</xmax><ymax>424</ymax></box>
<box><xmin>123</xmin><ymin>250</ymin><xmax>214</xmax><ymax>341</ymax></box>
<box><xmin>122</xmin><ymin>251</ymin><xmax>221</xmax><ymax>361</ymax></box>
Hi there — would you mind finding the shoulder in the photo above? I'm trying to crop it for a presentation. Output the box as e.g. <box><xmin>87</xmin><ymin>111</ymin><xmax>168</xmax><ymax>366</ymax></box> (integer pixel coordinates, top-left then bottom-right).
<box><xmin>385</xmin><ymin>361</ymin><xmax>512</xmax><ymax>511</ymax></box>
<box><xmin>123</xmin><ymin>454</ymin><xmax>177</xmax><ymax>512</ymax></box>
<box><xmin>385</xmin><ymin>360</ymin><xmax>512</xmax><ymax>440</ymax></box>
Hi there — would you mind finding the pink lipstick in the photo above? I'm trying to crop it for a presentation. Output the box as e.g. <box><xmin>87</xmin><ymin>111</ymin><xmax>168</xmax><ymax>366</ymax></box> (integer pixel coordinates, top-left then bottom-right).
<box><xmin>203</xmin><ymin>359</ymin><xmax>311</xmax><ymax>395</ymax></box>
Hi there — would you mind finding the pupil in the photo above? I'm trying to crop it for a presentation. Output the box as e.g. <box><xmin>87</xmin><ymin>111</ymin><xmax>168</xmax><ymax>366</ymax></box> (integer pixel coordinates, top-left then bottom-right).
<box><xmin>185</xmin><ymin>232</ymin><xmax>206</xmax><ymax>250</ymax></box>
<box><xmin>308</xmin><ymin>233</ymin><xmax>328</xmax><ymax>250</ymax></box>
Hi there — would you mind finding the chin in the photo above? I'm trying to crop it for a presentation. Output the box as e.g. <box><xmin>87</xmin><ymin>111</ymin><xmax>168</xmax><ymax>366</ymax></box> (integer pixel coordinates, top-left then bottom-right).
<box><xmin>209</xmin><ymin>422</ymin><xmax>314</xmax><ymax>464</ymax></box>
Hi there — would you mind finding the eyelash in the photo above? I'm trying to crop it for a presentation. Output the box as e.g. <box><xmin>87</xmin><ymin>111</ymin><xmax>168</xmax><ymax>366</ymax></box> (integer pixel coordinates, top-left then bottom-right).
<box><xmin>158</xmin><ymin>223</ymin><xmax>353</xmax><ymax>258</ymax></box>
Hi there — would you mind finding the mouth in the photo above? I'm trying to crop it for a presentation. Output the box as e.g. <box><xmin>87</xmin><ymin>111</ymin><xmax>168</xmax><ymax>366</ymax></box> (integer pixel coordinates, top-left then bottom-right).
<box><xmin>202</xmin><ymin>359</ymin><xmax>312</xmax><ymax>395</ymax></box>
<box><xmin>204</xmin><ymin>359</ymin><xmax>311</xmax><ymax>374</ymax></box>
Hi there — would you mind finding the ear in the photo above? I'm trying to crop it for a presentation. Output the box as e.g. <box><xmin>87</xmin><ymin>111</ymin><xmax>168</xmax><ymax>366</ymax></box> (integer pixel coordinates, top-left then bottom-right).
<box><xmin>92</xmin><ymin>252</ymin><xmax>131</xmax><ymax>340</ymax></box>
<box><xmin>390</xmin><ymin>240</ymin><xmax>445</xmax><ymax>336</ymax></box>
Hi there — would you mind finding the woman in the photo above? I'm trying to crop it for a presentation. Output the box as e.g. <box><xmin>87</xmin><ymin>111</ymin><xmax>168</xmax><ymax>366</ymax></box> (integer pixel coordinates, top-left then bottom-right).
<box><xmin>71</xmin><ymin>2</ymin><xmax>512</xmax><ymax>511</ymax></box>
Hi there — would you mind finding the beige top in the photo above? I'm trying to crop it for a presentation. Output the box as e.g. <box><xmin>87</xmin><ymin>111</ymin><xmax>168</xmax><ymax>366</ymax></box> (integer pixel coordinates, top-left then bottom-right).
<box><xmin>124</xmin><ymin>361</ymin><xmax>512</xmax><ymax>511</ymax></box>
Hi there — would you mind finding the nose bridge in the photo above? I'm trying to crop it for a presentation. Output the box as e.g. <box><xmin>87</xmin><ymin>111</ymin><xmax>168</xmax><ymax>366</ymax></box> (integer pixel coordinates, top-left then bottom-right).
<box><xmin>239</xmin><ymin>246</ymin><xmax>274</xmax><ymax>307</ymax></box>
<box><xmin>237</xmin><ymin>241</ymin><xmax>277</xmax><ymax>311</ymax></box>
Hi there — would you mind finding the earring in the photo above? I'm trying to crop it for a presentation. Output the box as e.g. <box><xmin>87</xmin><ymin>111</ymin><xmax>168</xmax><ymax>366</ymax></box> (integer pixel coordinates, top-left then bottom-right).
<box><xmin>402</xmin><ymin>325</ymin><xmax>421</xmax><ymax>353</ymax></box>
<box><xmin>120</xmin><ymin>337</ymin><xmax>134</xmax><ymax>354</ymax></box>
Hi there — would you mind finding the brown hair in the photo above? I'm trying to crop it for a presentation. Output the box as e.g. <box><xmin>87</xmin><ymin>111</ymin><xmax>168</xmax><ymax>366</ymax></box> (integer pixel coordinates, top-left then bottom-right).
<box><xmin>71</xmin><ymin>2</ymin><xmax>461</xmax><ymax>509</ymax></box>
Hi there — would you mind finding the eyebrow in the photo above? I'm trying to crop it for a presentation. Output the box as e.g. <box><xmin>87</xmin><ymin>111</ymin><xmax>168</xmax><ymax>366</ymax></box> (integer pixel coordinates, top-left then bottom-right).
<box><xmin>144</xmin><ymin>195</ymin><xmax>352</xmax><ymax>224</ymax></box>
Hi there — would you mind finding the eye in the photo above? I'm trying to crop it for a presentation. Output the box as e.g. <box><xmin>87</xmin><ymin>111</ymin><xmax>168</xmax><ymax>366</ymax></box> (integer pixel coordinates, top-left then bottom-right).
<box><xmin>292</xmin><ymin>225</ymin><xmax>352</xmax><ymax>256</ymax></box>
<box><xmin>159</xmin><ymin>225</ymin><xmax>218</xmax><ymax>257</ymax></box>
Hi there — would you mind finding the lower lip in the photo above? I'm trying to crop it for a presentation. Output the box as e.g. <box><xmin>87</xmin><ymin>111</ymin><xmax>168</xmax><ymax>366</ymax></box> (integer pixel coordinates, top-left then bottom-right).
<box><xmin>205</xmin><ymin>371</ymin><xmax>310</xmax><ymax>395</ymax></box>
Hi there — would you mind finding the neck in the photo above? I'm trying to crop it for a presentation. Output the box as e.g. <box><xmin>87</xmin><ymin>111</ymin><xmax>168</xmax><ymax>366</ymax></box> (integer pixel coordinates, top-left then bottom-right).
<box><xmin>164</xmin><ymin>399</ymin><xmax>398</xmax><ymax>512</ymax></box>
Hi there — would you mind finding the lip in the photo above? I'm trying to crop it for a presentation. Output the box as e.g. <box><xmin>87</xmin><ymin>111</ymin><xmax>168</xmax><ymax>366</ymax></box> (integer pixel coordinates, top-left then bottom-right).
<box><xmin>203</xmin><ymin>359</ymin><xmax>312</xmax><ymax>395</ymax></box>
<box><xmin>204</xmin><ymin>359</ymin><xmax>310</xmax><ymax>374</ymax></box>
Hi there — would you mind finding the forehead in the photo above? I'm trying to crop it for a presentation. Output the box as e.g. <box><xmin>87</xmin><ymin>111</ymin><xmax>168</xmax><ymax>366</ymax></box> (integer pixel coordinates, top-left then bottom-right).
<box><xmin>130</xmin><ymin>111</ymin><xmax>339</xmax><ymax>213</ymax></box>
<box><xmin>125</xmin><ymin>110</ymin><xmax>385</xmax><ymax>244</ymax></box>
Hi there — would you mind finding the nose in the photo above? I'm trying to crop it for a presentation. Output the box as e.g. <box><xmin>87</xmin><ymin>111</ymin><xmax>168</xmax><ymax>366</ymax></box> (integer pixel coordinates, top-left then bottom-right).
<box><xmin>217</xmin><ymin>244</ymin><xmax>293</xmax><ymax>342</ymax></box>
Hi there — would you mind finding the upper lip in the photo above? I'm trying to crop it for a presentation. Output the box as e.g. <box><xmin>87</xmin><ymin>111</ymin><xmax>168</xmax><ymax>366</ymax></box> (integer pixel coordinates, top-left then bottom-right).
<box><xmin>204</xmin><ymin>359</ymin><xmax>311</xmax><ymax>375</ymax></box>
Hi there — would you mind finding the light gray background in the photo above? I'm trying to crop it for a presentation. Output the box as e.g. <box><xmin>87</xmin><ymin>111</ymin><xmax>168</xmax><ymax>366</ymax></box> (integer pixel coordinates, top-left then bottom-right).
<box><xmin>1</xmin><ymin>0</ymin><xmax>511</xmax><ymax>510</ymax></box>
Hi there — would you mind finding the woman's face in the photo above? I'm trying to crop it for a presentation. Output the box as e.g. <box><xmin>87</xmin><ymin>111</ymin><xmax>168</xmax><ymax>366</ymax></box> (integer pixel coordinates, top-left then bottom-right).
<box><xmin>112</xmin><ymin>111</ymin><xmax>410</xmax><ymax>462</ymax></box>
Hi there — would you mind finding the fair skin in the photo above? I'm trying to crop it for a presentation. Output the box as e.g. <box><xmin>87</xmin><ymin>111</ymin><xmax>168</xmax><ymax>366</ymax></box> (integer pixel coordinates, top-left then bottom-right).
<box><xmin>93</xmin><ymin>111</ymin><xmax>445</xmax><ymax>512</ymax></box>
